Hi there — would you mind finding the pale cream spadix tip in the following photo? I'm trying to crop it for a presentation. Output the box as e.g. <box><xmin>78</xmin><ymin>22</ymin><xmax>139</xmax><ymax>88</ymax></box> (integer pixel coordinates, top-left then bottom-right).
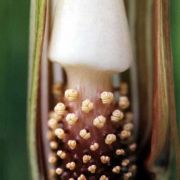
<box><xmin>49</xmin><ymin>0</ymin><xmax>133</xmax><ymax>72</ymax></box>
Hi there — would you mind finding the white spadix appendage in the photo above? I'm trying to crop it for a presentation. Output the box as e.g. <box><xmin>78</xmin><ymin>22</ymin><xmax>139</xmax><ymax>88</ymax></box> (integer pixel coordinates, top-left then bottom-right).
<box><xmin>49</xmin><ymin>0</ymin><xmax>133</xmax><ymax>72</ymax></box>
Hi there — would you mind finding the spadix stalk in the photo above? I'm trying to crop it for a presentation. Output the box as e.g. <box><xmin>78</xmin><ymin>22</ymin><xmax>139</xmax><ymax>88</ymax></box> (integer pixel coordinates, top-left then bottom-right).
<box><xmin>49</xmin><ymin>0</ymin><xmax>133</xmax><ymax>72</ymax></box>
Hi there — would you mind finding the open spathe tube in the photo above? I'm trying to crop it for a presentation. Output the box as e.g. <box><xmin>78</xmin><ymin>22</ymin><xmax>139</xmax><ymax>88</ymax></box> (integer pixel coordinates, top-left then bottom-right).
<box><xmin>28</xmin><ymin>0</ymin><xmax>178</xmax><ymax>180</ymax></box>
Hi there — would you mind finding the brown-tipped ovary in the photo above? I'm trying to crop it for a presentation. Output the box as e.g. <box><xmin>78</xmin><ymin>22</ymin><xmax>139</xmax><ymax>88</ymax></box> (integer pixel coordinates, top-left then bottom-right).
<box><xmin>47</xmin><ymin>84</ymin><xmax>137</xmax><ymax>180</ymax></box>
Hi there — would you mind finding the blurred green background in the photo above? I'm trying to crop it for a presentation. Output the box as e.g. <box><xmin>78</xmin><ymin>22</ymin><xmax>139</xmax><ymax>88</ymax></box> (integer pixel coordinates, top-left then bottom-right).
<box><xmin>0</xmin><ymin>0</ymin><xmax>179</xmax><ymax>180</ymax></box>
<box><xmin>171</xmin><ymin>0</ymin><xmax>180</xmax><ymax>133</ymax></box>
<box><xmin>171</xmin><ymin>2</ymin><xmax>180</xmax><ymax>178</ymax></box>
<box><xmin>0</xmin><ymin>0</ymin><xmax>30</xmax><ymax>180</ymax></box>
